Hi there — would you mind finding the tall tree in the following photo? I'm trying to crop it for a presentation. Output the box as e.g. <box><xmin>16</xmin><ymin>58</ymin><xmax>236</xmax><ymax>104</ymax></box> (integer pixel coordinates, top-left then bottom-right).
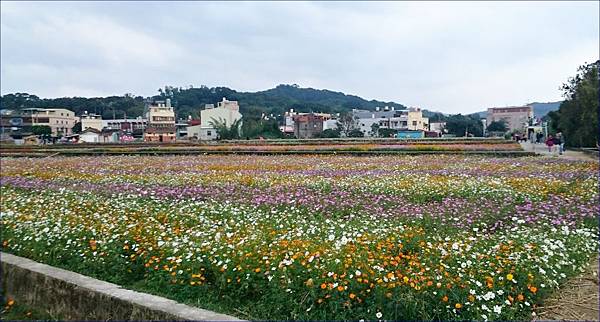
<box><xmin>486</xmin><ymin>120</ymin><xmax>508</xmax><ymax>133</ymax></box>
<box><xmin>551</xmin><ymin>61</ymin><xmax>599</xmax><ymax>147</ymax></box>
<box><xmin>444</xmin><ymin>114</ymin><xmax>483</xmax><ymax>137</ymax></box>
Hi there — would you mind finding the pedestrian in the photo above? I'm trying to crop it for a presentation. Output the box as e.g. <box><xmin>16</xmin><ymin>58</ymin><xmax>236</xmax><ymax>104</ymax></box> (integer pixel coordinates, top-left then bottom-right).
<box><xmin>536</xmin><ymin>132</ymin><xmax>543</xmax><ymax>144</ymax></box>
<box><xmin>557</xmin><ymin>132</ymin><xmax>565</xmax><ymax>155</ymax></box>
<box><xmin>552</xmin><ymin>134</ymin><xmax>561</xmax><ymax>155</ymax></box>
<box><xmin>545</xmin><ymin>135</ymin><xmax>554</xmax><ymax>152</ymax></box>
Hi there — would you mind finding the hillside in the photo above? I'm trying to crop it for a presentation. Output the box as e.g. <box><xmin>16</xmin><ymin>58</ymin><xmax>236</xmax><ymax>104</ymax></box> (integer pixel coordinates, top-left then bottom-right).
<box><xmin>0</xmin><ymin>84</ymin><xmax>410</xmax><ymax>121</ymax></box>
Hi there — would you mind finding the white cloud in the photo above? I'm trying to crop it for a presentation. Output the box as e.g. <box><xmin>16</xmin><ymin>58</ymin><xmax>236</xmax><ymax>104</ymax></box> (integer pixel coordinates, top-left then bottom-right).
<box><xmin>1</xmin><ymin>1</ymin><xmax>598</xmax><ymax>113</ymax></box>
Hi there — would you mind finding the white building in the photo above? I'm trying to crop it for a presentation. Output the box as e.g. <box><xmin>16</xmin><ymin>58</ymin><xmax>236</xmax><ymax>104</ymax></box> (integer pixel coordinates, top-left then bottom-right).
<box><xmin>429</xmin><ymin>121</ymin><xmax>446</xmax><ymax>133</ymax></box>
<box><xmin>80</xmin><ymin>113</ymin><xmax>103</xmax><ymax>131</ymax></box>
<box><xmin>79</xmin><ymin>128</ymin><xmax>101</xmax><ymax>143</ymax></box>
<box><xmin>323</xmin><ymin>119</ymin><xmax>339</xmax><ymax>131</ymax></box>
<box><xmin>189</xmin><ymin>98</ymin><xmax>243</xmax><ymax>140</ymax></box>
<box><xmin>352</xmin><ymin>107</ymin><xmax>429</xmax><ymax>137</ymax></box>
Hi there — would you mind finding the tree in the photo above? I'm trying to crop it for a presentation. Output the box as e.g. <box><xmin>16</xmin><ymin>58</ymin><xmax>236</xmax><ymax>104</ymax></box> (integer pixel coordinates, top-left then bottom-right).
<box><xmin>210</xmin><ymin>118</ymin><xmax>242</xmax><ymax>140</ymax></box>
<box><xmin>486</xmin><ymin>120</ymin><xmax>508</xmax><ymax>133</ymax></box>
<box><xmin>317</xmin><ymin>128</ymin><xmax>341</xmax><ymax>138</ymax></box>
<box><xmin>72</xmin><ymin>122</ymin><xmax>82</xmax><ymax>134</ymax></box>
<box><xmin>444</xmin><ymin>114</ymin><xmax>483</xmax><ymax>137</ymax></box>
<box><xmin>347</xmin><ymin>129</ymin><xmax>365</xmax><ymax>137</ymax></box>
<box><xmin>337</xmin><ymin>113</ymin><xmax>358</xmax><ymax>137</ymax></box>
<box><xmin>378</xmin><ymin>128</ymin><xmax>397</xmax><ymax>138</ymax></box>
<box><xmin>370</xmin><ymin>123</ymin><xmax>380</xmax><ymax>137</ymax></box>
<box><xmin>31</xmin><ymin>125</ymin><xmax>52</xmax><ymax>136</ymax></box>
<box><xmin>550</xmin><ymin>61</ymin><xmax>599</xmax><ymax>147</ymax></box>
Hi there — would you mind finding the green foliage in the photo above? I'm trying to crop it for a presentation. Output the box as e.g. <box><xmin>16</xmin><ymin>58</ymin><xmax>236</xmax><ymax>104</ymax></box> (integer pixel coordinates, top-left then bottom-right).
<box><xmin>210</xmin><ymin>118</ymin><xmax>242</xmax><ymax>140</ymax></box>
<box><xmin>378</xmin><ymin>128</ymin><xmax>397</xmax><ymax>138</ymax></box>
<box><xmin>71</xmin><ymin>122</ymin><xmax>82</xmax><ymax>134</ymax></box>
<box><xmin>316</xmin><ymin>129</ymin><xmax>341</xmax><ymax>138</ymax></box>
<box><xmin>1</xmin><ymin>84</ymin><xmax>409</xmax><ymax>122</ymax></box>
<box><xmin>240</xmin><ymin>118</ymin><xmax>283</xmax><ymax>139</ymax></box>
<box><xmin>30</xmin><ymin>125</ymin><xmax>51</xmax><ymax>136</ymax></box>
<box><xmin>550</xmin><ymin>61</ymin><xmax>599</xmax><ymax>147</ymax></box>
<box><xmin>347</xmin><ymin>129</ymin><xmax>365</xmax><ymax>138</ymax></box>
<box><xmin>444</xmin><ymin>114</ymin><xmax>483</xmax><ymax>137</ymax></box>
<box><xmin>486</xmin><ymin>120</ymin><xmax>508</xmax><ymax>133</ymax></box>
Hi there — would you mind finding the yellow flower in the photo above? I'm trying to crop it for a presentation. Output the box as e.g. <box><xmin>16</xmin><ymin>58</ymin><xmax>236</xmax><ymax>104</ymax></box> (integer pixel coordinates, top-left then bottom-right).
<box><xmin>455</xmin><ymin>303</ymin><xmax>462</xmax><ymax>309</ymax></box>
<box><xmin>506</xmin><ymin>273</ymin><xmax>513</xmax><ymax>281</ymax></box>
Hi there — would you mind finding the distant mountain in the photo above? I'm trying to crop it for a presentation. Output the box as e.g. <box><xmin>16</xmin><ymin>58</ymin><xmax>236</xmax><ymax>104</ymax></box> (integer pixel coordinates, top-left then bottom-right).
<box><xmin>476</xmin><ymin>101</ymin><xmax>562</xmax><ymax>119</ymax></box>
<box><xmin>528</xmin><ymin>101</ymin><xmax>562</xmax><ymax>118</ymax></box>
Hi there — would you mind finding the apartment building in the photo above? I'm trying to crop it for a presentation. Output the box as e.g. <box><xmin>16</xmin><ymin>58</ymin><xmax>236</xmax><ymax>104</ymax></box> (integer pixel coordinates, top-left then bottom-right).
<box><xmin>486</xmin><ymin>106</ymin><xmax>533</xmax><ymax>133</ymax></box>
<box><xmin>144</xmin><ymin>99</ymin><xmax>176</xmax><ymax>142</ymax></box>
<box><xmin>23</xmin><ymin>108</ymin><xmax>77</xmax><ymax>136</ymax></box>
<box><xmin>190</xmin><ymin>98</ymin><xmax>242</xmax><ymax>140</ymax></box>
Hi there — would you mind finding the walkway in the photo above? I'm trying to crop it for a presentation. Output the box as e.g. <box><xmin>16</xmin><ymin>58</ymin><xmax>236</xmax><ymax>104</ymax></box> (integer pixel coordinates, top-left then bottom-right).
<box><xmin>519</xmin><ymin>142</ymin><xmax>597</xmax><ymax>161</ymax></box>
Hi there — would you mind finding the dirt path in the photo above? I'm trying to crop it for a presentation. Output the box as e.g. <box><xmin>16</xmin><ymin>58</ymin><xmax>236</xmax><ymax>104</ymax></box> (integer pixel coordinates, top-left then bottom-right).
<box><xmin>519</xmin><ymin>142</ymin><xmax>598</xmax><ymax>161</ymax></box>
<box><xmin>533</xmin><ymin>258</ymin><xmax>599</xmax><ymax>321</ymax></box>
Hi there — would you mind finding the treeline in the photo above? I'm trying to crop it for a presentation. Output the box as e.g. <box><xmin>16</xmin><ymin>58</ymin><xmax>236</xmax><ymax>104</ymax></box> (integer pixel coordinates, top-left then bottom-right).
<box><xmin>547</xmin><ymin>61</ymin><xmax>599</xmax><ymax>147</ymax></box>
<box><xmin>0</xmin><ymin>84</ymin><xmax>409</xmax><ymax>121</ymax></box>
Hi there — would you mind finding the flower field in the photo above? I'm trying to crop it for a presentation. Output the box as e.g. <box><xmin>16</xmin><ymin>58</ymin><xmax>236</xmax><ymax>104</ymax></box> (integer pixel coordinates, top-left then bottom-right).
<box><xmin>1</xmin><ymin>155</ymin><xmax>598</xmax><ymax>320</ymax></box>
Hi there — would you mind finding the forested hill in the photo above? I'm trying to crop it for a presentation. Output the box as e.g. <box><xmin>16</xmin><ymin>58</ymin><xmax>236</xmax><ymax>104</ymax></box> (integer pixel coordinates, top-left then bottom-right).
<box><xmin>0</xmin><ymin>84</ymin><xmax>410</xmax><ymax>120</ymax></box>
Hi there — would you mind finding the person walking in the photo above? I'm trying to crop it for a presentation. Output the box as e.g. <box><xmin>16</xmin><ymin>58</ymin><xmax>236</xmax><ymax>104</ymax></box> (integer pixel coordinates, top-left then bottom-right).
<box><xmin>557</xmin><ymin>132</ymin><xmax>565</xmax><ymax>155</ymax></box>
<box><xmin>545</xmin><ymin>135</ymin><xmax>554</xmax><ymax>153</ymax></box>
<box><xmin>552</xmin><ymin>134</ymin><xmax>561</xmax><ymax>155</ymax></box>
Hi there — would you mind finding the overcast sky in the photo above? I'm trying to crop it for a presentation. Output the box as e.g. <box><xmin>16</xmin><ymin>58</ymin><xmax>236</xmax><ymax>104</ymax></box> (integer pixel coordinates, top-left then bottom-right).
<box><xmin>1</xmin><ymin>1</ymin><xmax>598</xmax><ymax>114</ymax></box>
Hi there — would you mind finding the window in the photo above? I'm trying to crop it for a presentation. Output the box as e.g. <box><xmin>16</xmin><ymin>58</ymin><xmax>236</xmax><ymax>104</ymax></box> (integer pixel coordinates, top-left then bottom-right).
<box><xmin>412</xmin><ymin>121</ymin><xmax>417</xmax><ymax>126</ymax></box>
<box><xmin>207</xmin><ymin>131</ymin><xmax>212</xmax><ymax>136</ymax></box>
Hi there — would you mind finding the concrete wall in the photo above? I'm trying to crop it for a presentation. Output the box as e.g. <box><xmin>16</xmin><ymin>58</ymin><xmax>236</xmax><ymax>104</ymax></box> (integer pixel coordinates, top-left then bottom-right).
<box><xmin>1</xmin><ymin>252</ymin><xmax>241</xmax><ymax>321</ymax></box>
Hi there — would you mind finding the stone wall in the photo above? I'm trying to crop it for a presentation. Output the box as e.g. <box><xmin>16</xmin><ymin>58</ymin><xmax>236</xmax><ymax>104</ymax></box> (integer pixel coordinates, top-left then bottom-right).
<box><xmin>1</xmin><ymin>252</ymin><xmax>241</xmax><ymax>321</ymax></box>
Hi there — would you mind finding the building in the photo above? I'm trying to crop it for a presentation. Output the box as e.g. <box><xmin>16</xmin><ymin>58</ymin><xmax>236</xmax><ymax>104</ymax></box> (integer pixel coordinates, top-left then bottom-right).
<box><xmin>323</xmin><ymin>119</ymin><xmax>339</xmax><ymax>131</ymax></box>
<box><xmin>23</xmin><ymin>108</ymin><xmax>77</xmax><ymax>136</ymax></box>
<box><xmin>353</xmin><ymin>107</ymin><xmax>429</xmax><ymax>137</ymax></box>
<box><xmin>79</xmin><ymin>128</ymin><xmax>102</xmax><ymax>143</ymax></box>
<box><xmin>429</xmin><ymin>121</ymin><xmax>446</xmax><ymax>133</ymax></box>
<box><xmin>486</xmin><ymin>106</ymin><xmax>533</xmax><ymax>133</ymax></box>
<box><xmin>191</xmin><ymin>98</ymin><xmax>242</xmax><ymax>140</ymax></box>
<box><xmin>200</xmin><ymin>98</ymin><xmax>242</xmax><ymax>128</ymax></box>
<box><xmin>293</xmin><ymin>113</ymin><xmax>325</xmax><ymax>139</ymax></box>
<box><xmin>144</xmin><ymin>99</ymin><xmax>176</xmax><ymax>142</ymax></box>
<box><xmin>279</xmin><ymin>110</ymin><xmax>296</xmax><ymax>135</ymax></box>
<box><xmin>80</xmin><ymin>113</ymin><xmax>103</xmax><ymax>131</ymax></box>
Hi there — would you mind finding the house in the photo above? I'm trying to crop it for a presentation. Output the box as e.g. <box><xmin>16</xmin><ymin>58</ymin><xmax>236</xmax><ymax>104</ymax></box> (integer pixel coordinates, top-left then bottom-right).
<box><xmin>486</xmin><ymin>106</ymin><xmax>533</xmax><ymax>133</ymax></box>
<box><xmin>190</xmin><ymin>98</ymin><xmax>242</xmax><ymax>140</ymax></box>
<box><xmin>80</xmin><ymin>113</ymin><xmax>103</xmax><ymax>131</ymax></box>
<box><xmin>101</xmin><ymin>129</ymin><xmax>120</xmax><ymax>143</ymax></box>
<box><xmin>429</xmin><ymin>121</ymin><xmax>446</xmax><ymax>134</ymax></box>
<box><xmin>144</xmin><ymin>99</ymin><xmax>176</xmax><ymax>142</ymax></box>
<box><xmin>293</xmin><ymin>113</ymin><xmax>325</xmax><ymax>139</ymax></box>
<box><xmin>353</xmin><ymin>107</ymin><xmax>429</xmax><ymax>137</ymax></box>
<box><xmin>79</xmin><ymin>128</ymin><xmax>102</xmax><ymax>143</ymax></box>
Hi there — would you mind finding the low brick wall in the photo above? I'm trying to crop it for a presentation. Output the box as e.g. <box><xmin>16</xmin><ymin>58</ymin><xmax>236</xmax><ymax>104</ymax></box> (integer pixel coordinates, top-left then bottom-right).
<box><xmin>1</xmin><ymin>252</ymin><xmax>241</xmax><ymax>320</ymax></box>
